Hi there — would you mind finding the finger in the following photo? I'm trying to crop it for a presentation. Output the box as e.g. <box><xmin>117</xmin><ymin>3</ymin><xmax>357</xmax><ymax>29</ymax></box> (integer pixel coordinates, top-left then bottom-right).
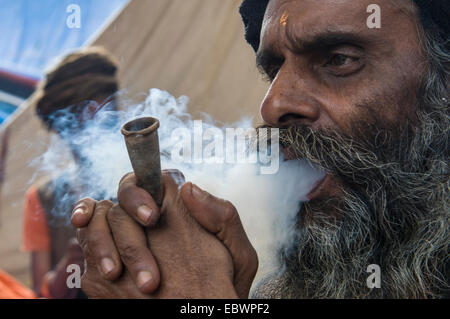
<box><xmin>180</xmin><ymin>182</ymin><xmax>258</xmax><ymax>298</ymax></box>
<box><xmin>161</xmin><ymin>169</ymin><xmax>186</xmax><ymax>205</ymax></box>
<box><xmin>71</xmin><ymin>198</ymin><xmax>97</xmax><ymax>228</ymax></box>
<box><xmin>107</xmin><ymin>204</ymin><xmax>161</xmax><ymax>294</ymax></box>
<box><xmin>118</xmin><ymin>173</ymin><xmax>161</xmax><ymax>226</ymax></box>
<box><xmin>77</xmin><ymin>200</ymin><xmax>122</xmax><ymax>281</ymax></box>
<box><xmin>162</xmin><ymin>169</ymin><xmax>185</xmax><ymax>189</ymax></box>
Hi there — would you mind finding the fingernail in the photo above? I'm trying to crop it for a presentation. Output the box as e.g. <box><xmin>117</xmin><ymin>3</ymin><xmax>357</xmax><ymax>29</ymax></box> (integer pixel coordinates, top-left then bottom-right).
<box><xmin>101</xmin><ymin>258</ymin><xmax>115</xmax><ymax>275</ymax></box>
<box><xmin>191</xmin><ymin>184</ymin><xmax>206</xmax><ymax>201</ymax></box>
<box><xmin>137</xmin><ymin>271</ymin><xmax>153</xmax><ymax>288</ymax></box>
<box><xmin>137</xmin><ymin>205</ymin><xmax>153</xmax><ymax>224</ymax></box>
<box><xmin>73</xmin><ymin>206</ymin><xmax>87</xmax><ymax>215</ymax></box>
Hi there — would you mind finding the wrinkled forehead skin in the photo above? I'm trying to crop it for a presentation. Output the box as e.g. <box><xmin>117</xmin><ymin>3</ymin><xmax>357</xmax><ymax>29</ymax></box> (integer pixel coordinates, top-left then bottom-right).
<box><xmin>260</xmin><ymin>0</ymin><xmax>420</xmax><ymax>55</ymax></box>
<box><xmin>241</xmin><ymin>0</ymin><xmax>449</xmax><ymax>53</ymax></box>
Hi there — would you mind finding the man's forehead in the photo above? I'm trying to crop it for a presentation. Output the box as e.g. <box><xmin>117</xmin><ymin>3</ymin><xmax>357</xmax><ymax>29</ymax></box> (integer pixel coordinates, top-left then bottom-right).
<box><xmin>263</xmin><ymin>0</ymin><xmax>369</xmax><ymax>33</ymax></box>
<box><xmin>264</xmin><ymin>0</ymin><xmax>415</xmax><ymax>20</ymax></box>
<box><xmin>260</xmin><ymin>0</ymin><xmax>418</xmax><ymax>51</ymax></box>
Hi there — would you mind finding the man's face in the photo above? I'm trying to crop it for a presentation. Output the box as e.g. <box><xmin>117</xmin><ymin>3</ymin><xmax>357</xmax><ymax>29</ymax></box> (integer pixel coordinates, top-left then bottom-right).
<box><xmin>258</xmin><ymin>0</ymin><xmax>425</xmax><ymax>201</ymax></box>
<box><xmin>253</xmin><ymin>0</ymin><xmax>449</xmax><ymax>299</ymax></box>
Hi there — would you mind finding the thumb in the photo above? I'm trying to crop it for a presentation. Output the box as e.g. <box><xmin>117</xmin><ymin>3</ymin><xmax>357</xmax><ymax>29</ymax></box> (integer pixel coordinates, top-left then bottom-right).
<box><xmin>180</xmin><ymin>182</ymin><xmax>258</xmax><ymax>298</ymax></box>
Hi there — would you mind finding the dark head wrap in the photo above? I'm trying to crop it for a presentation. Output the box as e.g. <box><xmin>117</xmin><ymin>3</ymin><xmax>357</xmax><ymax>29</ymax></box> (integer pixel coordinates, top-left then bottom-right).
<box><xmin>239</xmin><ymin>0</ymin><xmax>450</xmax><ymax>52</ymax></box>
<box><xmin>36</xmin><ymin>47</ymin><xmax>119</xmax><ymax>131</ymax></box>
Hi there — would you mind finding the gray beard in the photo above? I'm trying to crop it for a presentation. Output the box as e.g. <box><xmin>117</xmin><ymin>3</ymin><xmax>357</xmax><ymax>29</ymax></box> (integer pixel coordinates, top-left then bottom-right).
<box><xmin>252</xmin><ymin>91</ymin><xmax>449</xmax><ymax>299</ymax></box>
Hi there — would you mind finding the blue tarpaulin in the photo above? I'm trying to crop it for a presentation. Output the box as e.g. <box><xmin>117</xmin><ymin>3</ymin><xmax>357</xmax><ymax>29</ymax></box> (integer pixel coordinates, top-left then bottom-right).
<box><xmin>0</xmin><ymin>0</ymin><xmax>128</xmax><ymax>79</ymax></box>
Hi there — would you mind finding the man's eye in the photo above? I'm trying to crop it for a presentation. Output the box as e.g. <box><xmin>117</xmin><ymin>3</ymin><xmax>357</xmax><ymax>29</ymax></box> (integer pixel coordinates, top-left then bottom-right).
<box><xmin>326</xmin><ymin>54</ymin><xmax>356</xmax><ymax>67</ymax></box>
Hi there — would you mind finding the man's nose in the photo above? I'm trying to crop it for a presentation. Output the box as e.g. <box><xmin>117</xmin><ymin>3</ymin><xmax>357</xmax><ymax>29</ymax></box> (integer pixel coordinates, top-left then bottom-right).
<box><xmin>260</xmin><ymin>67</ymin><xmax>321</xmax><ymax>128</ymax></box>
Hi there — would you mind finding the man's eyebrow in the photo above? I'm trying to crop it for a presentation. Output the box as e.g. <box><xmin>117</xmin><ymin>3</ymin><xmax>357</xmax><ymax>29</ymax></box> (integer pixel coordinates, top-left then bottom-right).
<box><xmin>285</xmin><ymin>30</ymin><xmax>369</xmax><ymax>54</ymax></box>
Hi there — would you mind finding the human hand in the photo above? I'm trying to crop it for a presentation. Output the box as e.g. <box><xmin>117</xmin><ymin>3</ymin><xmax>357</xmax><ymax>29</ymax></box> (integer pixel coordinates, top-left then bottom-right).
<box><xmin>72</xmin><ymin>170</ymin><xmax>257</xmax><ymax>298</ymax></box>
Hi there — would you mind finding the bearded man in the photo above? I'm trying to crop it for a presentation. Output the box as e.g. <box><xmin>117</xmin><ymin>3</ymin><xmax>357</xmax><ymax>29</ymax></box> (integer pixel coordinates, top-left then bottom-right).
<box><xmin>71</xmin><ymin>0</ymin><xmax>449</xmax><ymax>299</ymax></box>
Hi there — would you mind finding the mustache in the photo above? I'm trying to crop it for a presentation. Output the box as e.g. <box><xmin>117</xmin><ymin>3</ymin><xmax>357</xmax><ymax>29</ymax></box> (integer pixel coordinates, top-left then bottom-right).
<box><xmin>256</xmin><ymin>123</ymin><xmax>389</xmax><ymax>184</ymax></box>
<box><xmin>256</xmin><ymin>119</ymin><xmax>444</xmax><ymax>189</ymax></box>
<box><xmin>257</xmin><ymin>120</ymin><xmax>448</xmax><ymax>233</ymax></box>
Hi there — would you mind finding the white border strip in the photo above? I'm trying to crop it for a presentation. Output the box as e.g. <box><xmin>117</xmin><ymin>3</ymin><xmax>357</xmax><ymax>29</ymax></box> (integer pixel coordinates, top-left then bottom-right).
<box><xmin>0</xmin><ymin>90</ymin><xmax>25</xmax><ymax>107</ymax></box>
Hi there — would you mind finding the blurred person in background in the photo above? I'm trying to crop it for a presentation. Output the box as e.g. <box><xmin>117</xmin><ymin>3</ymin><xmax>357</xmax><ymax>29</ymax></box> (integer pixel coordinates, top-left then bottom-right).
<box><xmin>22</xmin><ymin>47</ymin><xmax>119</xmax><ymax>299</ymax></box>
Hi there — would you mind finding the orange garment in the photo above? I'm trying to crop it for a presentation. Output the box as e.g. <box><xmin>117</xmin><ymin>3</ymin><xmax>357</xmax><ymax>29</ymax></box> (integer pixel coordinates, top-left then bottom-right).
<box><xmin>0</xmin><ymin>269</ymin><xmax>35</xmax><ymax>299</ymax></box>
<box><xmin>22</xmin><ymin>186</ymin><xmax>50</xmax><ymax>252</ymax></box>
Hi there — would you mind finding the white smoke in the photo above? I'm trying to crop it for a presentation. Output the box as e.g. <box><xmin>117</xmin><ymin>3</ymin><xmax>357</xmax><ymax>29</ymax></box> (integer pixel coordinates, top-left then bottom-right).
<box><xmin>30</xmin><ymin>88</ymin><xmax>324</xmax><ymax>286</ymax></box>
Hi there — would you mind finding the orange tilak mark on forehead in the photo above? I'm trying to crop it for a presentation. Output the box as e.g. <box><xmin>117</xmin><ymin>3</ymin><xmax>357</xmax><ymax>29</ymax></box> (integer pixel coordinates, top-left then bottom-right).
<box><xmin>280</xmin><ymin>11</ymin><xmax>289</xmax><ymax>27</ymax></box>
